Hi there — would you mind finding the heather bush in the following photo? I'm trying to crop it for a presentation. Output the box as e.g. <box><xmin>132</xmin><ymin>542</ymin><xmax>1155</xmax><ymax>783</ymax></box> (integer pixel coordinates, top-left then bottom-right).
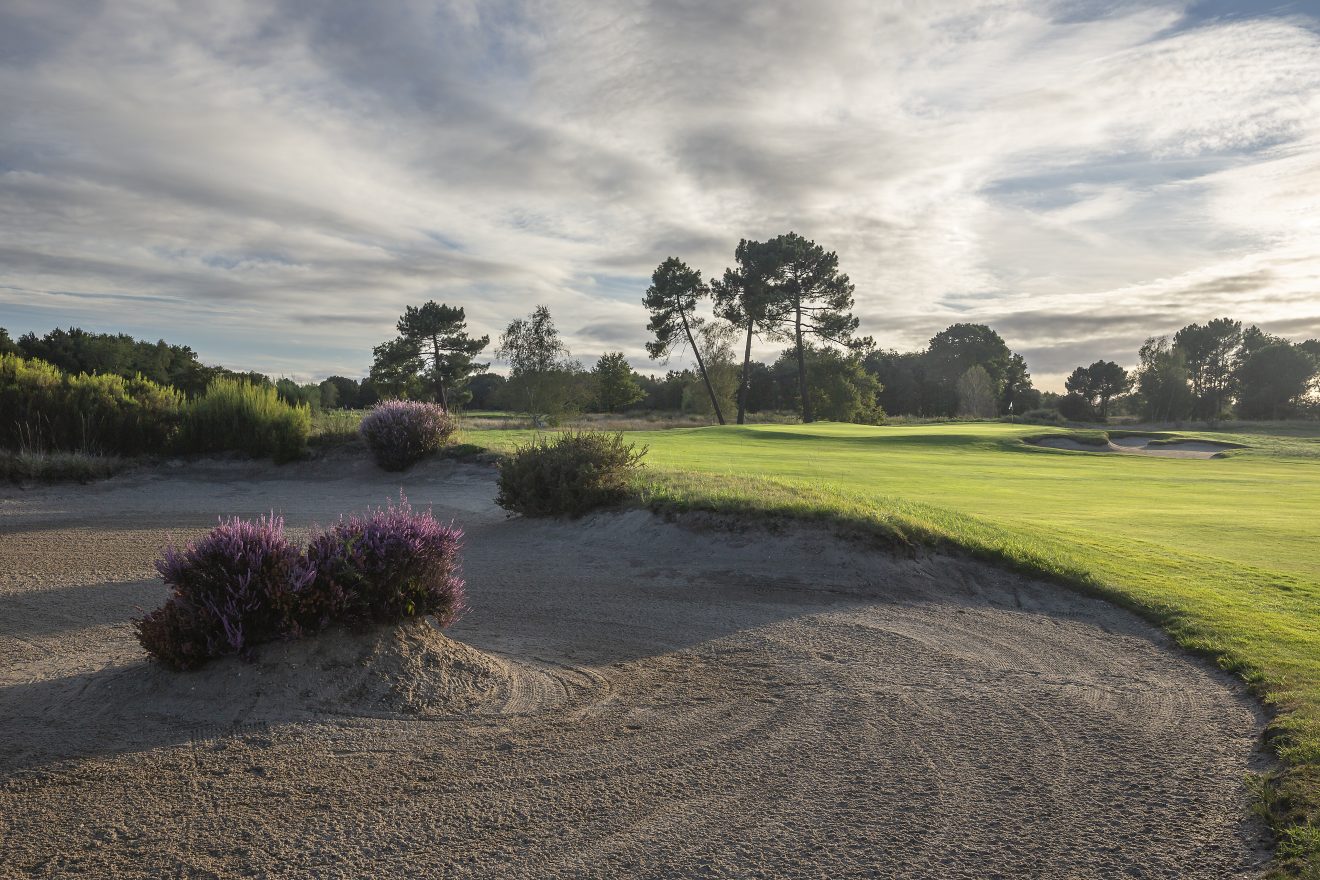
<box><xmin>305</xmin><ymin>496</ymin><xmax>465</xmax><ymax>626</ymax></box>
<box><xmin>177</xmin><ymin>377</ymin><xmax>310</xmax><ymax>462</ymax></box>
<box><xmin>359</xmin><ymin>399</ymin><xmax>455</xmax><ymax>470</ymax></box>
<box><xmin>0</xmin><ymin>353</ymin><xmax>185</xmax><ymax>455</ymax></box>
<box><xmin>496</xmin><ymin>430</ymin><xmax>647</xmax><ymax>517</ymax></box>
<box><xmin>136</xmin><ymin>500</ymin><xmax>465</xmax><ymax>670</ymax></box>
<box><xmin>136</xmin><ymin>515</ymin><xmax>314</xmax><ymax>670</ymax></box>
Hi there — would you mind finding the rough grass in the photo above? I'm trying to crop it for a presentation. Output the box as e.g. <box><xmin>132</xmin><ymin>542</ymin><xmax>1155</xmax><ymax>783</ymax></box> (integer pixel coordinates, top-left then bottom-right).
<box><xmin>0</xmin><ymin>450</ymin><xmax>129</xmax><ymax>483</ymax></box>
<box><xmin>469</xmin><ymin>420</ymin><xmax>1320</xmax><ymax>876</ymax></box>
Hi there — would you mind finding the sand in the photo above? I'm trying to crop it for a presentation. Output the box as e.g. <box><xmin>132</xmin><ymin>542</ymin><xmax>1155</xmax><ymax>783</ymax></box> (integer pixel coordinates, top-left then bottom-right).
<box><xmin>1032</xmin><ymin>435</ymin><xmax>1239</xmax><ymax>458</ymax></box>
<box><xmin>0</xmin><ymin>454</ymin><xmax>1271</xmax><ymax>878</ymax></box>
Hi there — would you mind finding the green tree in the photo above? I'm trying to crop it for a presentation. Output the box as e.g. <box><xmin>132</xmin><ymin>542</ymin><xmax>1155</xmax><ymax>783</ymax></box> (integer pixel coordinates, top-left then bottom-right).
<box><xmin>711</xmin><ymin>238</ymin><xmax>788</xmax><ymax>424</ymax></box>
<box><xmin>682</xmin><ymin>321</ymin><xmax>740</xmax><ymax>418</ymax></box>
<box><xmin>1135</xmin><ymin>336</ymin><xmax>1193</xmax><ymax>422</ymax></box>
<box><xmin>0</xmin><ymin>328</ymin><xmax>20</xmax><ymax>357</ymax></box>
<box><xmin>956</xmin><ymin>366</ymin><xmax>998</xmax><ymax>418</ymax></box>
<box><xmin>369</xmin><ymin>337</ymin><xmax>424</xmax><ymax>399</ymax></box>
<box><xmin>1235</xmin><ymin>328</ymin><xmax>1317</xmax><ymax>419</ymax></box>
<box><xmin>496</xmin><ymin>305</ymin><xmax>585</xmax><ymax>423</ymax></box>
<box><xmin>760</xmin><ymin>233</ymin><xmax>858</xmax><ymax>423</ymax></box>
<box><xmin>643</xmin><ymin>258</ymin><xmax>726</xmax><ymax>424</ymax></box>
<box><xmin>1064</xmin><ymin>360</ymin><xmax>1131</xmax><ymax>422</ymax></box>
<box><xmin>320</xmin><ymin>376</ymin><xmax>361</xmax><ymax>409</ymax></box>
<box><xmin>1001</xmin><ymin>353</ymin><xmax>1040</xmax><ymax>414</ymax></box>
<box><xmin>1174</xmin><ymin>317</ymin><xmax>1242</xmax><ymax>420</ymax></box>
<box><xmin>592</xmin><ymin>352</ymin><xmax>644</xmax><ymax>412</ymax></box>
<box><xmin>771</xmin><ymin>344</ymin><xmax>882</xmax><ymax>423</ymax></box>
<box><xmin>393</xmin><ymin>302</ymin><xmax>489</xmax><ymax>410</ymax></box>
<box><xmin>923</xmin><ymin>324</ymin><xmax>1013</xmax><ymax>417</ymax></box>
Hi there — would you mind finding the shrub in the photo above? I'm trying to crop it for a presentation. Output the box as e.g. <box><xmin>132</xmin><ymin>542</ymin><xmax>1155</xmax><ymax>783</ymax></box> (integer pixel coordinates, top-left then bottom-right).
<box><xmin>496</xmin><ymin>430</ymin><xmax>647</xmax><ymax>517</ymax></box>
<box><xmin>304</xmin><ymin>496</ymin><xmax>465</xmax><ymax>627</ymax></box>
<box><xmin>136</xmin><ymin>515</ymin><xmax>314</xmax><ymax>670</ymax></box>
<box><xmin>178</xmin><ymin>377</ymin><xmax>310</xmax><ymax>462</ymax></box>
<box><xmin>0</xmin><ymin>353</ymin><xmax>185</xmax><ymax>455</ymax></box>
<box><xmin>1021</xmin><ymin>407</ymin><xmax>1064</xmax><ymax>424</ymax></box>
<box><xmin>359</xmin><ymin>400</ymin><xmax>455</xmax><ymax>470</ymax></box>
<box><xmin>136</xmin><ymin>500</ymin><xmax>465</xmax><ymax>670</ymax></box>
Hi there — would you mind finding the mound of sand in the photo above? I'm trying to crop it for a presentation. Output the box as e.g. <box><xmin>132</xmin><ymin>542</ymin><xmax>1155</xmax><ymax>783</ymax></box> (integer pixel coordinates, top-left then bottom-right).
<box><xmin>1032</xmin><ymin>434</ymin><xmax>1240</xmax><ymax>459</ymax></box>
<box><xmin>164</xmin><ymin>620</ymin><xmax>513</xmax><ymax>721</ymax></box>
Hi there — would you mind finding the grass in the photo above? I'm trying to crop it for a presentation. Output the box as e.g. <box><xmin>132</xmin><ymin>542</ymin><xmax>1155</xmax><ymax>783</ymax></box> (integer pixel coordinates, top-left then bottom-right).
<box><xmin>0</xmin><ymin>450</ymin><xmax>129</xmax><ymax>483</ymax></box>
<box><xmin>310</xmin><ymin>408</ymin><xmax>366</xmax><ymax>446</ymax></box>
<box><xmin>470</xmin><ymin>420</ymin><xmax>1320</xmax><ymax>876</ymax></box>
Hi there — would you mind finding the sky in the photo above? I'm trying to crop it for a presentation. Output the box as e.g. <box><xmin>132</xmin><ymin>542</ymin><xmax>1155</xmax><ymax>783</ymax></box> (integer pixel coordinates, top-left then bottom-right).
<box><xmin>1</xmin><ymin>0</ymin><xmax>1318</xmax><ymax>391</ymax></box>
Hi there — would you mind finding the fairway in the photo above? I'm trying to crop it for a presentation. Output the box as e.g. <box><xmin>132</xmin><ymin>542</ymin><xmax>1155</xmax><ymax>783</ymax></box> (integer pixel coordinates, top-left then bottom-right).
<box><xmin>469</xmin><ymin>420</ymin><xmax>1320</xmax><ymax>864</ymax></box>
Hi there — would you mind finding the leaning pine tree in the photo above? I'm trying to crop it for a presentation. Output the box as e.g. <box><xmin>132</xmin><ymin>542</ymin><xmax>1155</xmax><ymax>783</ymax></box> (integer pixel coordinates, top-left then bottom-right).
<box><xmin>643</xmin><ymin>258</ymin><xmax>725</xmax><ymax>425</ymax></box>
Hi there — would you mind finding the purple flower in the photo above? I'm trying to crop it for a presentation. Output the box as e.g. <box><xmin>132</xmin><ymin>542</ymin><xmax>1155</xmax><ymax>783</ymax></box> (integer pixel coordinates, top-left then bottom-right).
<box><xmin>359</xmin><ymin>400</ymin><xmax>455</xmax><ymax>471</ymax></box>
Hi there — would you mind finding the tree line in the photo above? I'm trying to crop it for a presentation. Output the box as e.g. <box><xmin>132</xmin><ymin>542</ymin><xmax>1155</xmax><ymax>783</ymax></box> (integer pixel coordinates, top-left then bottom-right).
<box><xmin>1057</xmin><ymin>318</ymin><xmax>1320</xmax><ymax>423</ymax></box>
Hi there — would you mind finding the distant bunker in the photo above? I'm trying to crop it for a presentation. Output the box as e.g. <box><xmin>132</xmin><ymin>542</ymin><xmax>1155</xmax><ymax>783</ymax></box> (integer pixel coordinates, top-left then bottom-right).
<box><xmin>1029</xmin><ymin>433</ymin><xmax>1247</xmax><ymax>459</ymax></box>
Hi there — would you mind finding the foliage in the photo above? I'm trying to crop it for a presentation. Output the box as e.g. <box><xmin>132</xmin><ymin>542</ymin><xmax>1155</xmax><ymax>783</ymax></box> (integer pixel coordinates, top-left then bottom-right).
<box><xmin>359</xmin><ymin>399</ymin><xmax>455</xmax><ymax>470</ymax></box>
<box><xmin>136</xmin><ymin>515</ymin><xmax>314</xmax><ymax>669</ymax></box>
<box><xmin>1136</xmin><ymin>336</ymin><xmax>1195</xmax><ymax>422</ymax></box>
<box><xmin>0</xmin><ymin>353</ymin><xmax>185</xmax><ymax>455</ymax></box>
<box><xmin>923</xmin><ymin>324</ymin><xmax>1012</xmax><ymax>417</ymax></box>
<box><xmin>369</xmin><ymin>337</ymin><xmax>426</xmax><ymax>400</ymax></box>
<box><xmin>10</xmin><ymin>326</ymin><xmax>233</xmax><ymax>397</ymax></box>
<box><xmin>0</xmin><ymin>450</ymin><xmax>128</xmax><ymax>483</ymax></box>
<box><xmin>177</xmin><ymin>377</ymin><xmax>310</xmax><ymax>462</ymax></box>
<box><xmin>496</xmin><ymin>306</ymin><xmax>586</xmax><ymax>423</ymax></box>
<box><xmin>592</xmin><ymin>352</ymin><xmax>645</xmax><ymax>412</ymax></box>
<box><xmin>956</xmin><ymin>366</ymin><xmax>997</xmax><ymax>418</ymax></box>
<box><xmin>644</xmin><ymin>257</ymin><xmax>727</xmax><ymax>424</ymax></box>
<box><xmin>137</xmin><ymin>501</ymin><xmax>465</xmax><ymax>670</ymax></box>
<box><xmin>276</xmin><ymin>378</ymin><xmax>323</xmax><ymax>412</ymax></box>
<box><xmin>712</xmin><ymin>237</ymin><xmax>789</xmax><ymax>423</ymax></box>
<box><xmin>771</xmin><ymin>344</ymin><xmax>882</xmax><ymax>423</ymax></box>
<box><xmin>1236</xmin><ymin>328</ymin><xmax>1318</xmax><ymax>420</ymax></box>
<box><xmin>304</xmin><ymin>495</ymin><xmax>465</xmax><ymax>628</ymax></box>
<box><xmin>310</xmin><ymin>408</ymin><xmax>365</xmax><ymax>447</ymax></box>
<box><xmin>683</xmin><ymin>321</ymin><xmax>740</xmax><ymax>418</ymax></box>
<box><xmin>375</xmin><ymin>302</ymin><xmax>490</xmax><ymax>409</ymax></box>
<box><xmin>1063</xmin><ymin>360</ymin><xmax>1131</xmax><ymax>422</ymax></box>
<box><xmin>1174</xmin><ymin>317</ymin><xmax>1242</xmax><ymax>420</ymax></box>
<box><xmin>757</xmin><ymin>232</ymin><xmax>858</xmax><ymax>423</ymax></box>
<box><xmin>496</xmin><ymin>431</ymin><xmax>648</xmax><ymax>517</ymax></box>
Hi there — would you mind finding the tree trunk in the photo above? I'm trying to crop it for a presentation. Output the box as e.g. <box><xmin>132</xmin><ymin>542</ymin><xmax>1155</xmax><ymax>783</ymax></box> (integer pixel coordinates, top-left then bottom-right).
<box><xmin>680</xmin><ymin>306</ymin><xmax>725</xmax><ymax>425</ymax></box>
<box><xmin>794</xmin><ymin>297</ymin><xmax>812</xmax><ymax>423</ymax></box>
<box><xmin>430</xmin><ymin>335</ymin><xmax>449</xmax><ymax>410</ymax></box>
<box><xmin>737</xmin><ymin>315</ymin><xmax>754</xmax><ymax>425</ymax></box>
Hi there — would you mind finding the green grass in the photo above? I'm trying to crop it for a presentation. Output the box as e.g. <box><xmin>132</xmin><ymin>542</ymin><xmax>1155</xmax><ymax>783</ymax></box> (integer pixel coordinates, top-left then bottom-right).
<box><xmin>471</xmin><ymin>420</ymin><xmax>1320</xmax><ymax>875</ymax></box>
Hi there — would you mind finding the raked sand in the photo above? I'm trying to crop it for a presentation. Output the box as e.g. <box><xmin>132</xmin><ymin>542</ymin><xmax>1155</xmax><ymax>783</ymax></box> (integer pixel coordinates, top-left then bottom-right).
<box><xmin>0</xmin><ymin>454</ymin><xmax>1271</xmax><ymax>878</ymax></box>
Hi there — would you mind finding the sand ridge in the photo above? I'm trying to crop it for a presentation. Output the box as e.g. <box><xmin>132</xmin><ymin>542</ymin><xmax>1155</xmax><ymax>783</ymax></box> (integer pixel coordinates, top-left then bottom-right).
<box><xmin>0</xmin><ymin>456</ymin><xmax>1272</xmax><ymax>878</ymax></box>
<box><xmin>1031</xmin><ymin>434</ymin><xmax>1242</xmax><ymax>458</ymax></box>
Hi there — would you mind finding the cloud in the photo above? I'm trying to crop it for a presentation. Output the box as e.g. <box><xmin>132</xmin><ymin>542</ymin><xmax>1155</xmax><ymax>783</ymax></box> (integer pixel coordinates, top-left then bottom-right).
<box><xmin>0</xmin><ymin>0</ymin><xmax>1317</xmax><ymax>390</ymax></box>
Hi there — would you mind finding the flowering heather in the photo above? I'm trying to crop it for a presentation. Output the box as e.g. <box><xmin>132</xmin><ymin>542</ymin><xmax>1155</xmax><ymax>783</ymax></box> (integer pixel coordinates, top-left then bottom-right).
<box><xmin>359</xmin><ymin>399</ymin><xmax>455</xmax><ymax>471</ymax></box>
<box><xmin>136</xmin><ymin>515</ymin><xmax>314</xmax><ymax>669</ymax></box>
<box><xmin>305</xmin><ymin>494</ymin><xmax>465</xmax><ymax>627</ymax></box>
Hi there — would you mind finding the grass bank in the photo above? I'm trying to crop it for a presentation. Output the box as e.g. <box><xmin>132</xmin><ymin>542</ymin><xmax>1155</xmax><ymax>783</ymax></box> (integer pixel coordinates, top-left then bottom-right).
<box><xmin>469</xmin><ymin>420</ymin><xmax>1320</xmax><ymax>875</ymax></box>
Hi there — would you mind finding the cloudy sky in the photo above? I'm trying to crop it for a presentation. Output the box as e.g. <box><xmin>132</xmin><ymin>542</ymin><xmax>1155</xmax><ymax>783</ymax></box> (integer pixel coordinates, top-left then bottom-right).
<box><xmin>2</xmin><ymin>0</ymin><xmax>1318</xmax><ymax>389</ymax></box>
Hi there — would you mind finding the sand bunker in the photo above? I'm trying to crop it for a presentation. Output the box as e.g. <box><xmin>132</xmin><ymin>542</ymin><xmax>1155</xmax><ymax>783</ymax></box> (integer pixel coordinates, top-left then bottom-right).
<box><xmin>0</xmin><ymin>456</ymin><xmax>1270</xmax><ymax>878</ymax></box>
<box><xmin>1032</xmin><ymin>434</ymin><xmax>1242</xmax><ymax>458</ymax></box>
